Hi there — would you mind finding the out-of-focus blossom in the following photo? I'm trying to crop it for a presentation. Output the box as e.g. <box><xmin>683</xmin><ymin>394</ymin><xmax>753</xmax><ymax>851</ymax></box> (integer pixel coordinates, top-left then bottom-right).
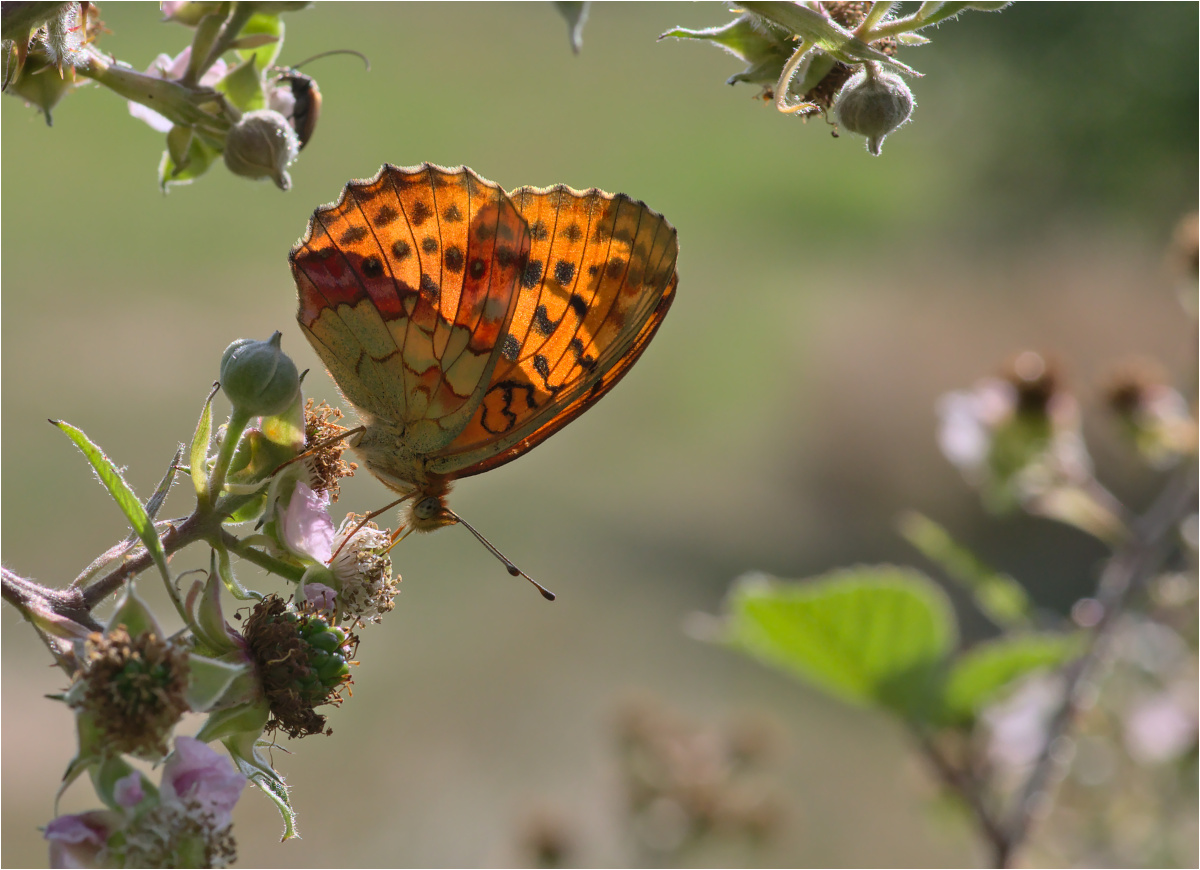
<box><xmin>160</xmin><ymin>736</ymin><xmax>247</xmax><ymax>831</ymax></box>
<box><xmin>129</xmin><ymin>47</ymin><xmax>227</xmax><ymax>132</ymax></box>
<box><xmin>279</xmin><ymin>481</ymin><xmax>334</xmax><ymax>563</ymax></box>
<box><xmin>1124</xmin><ymin>691</ymin><xmax>1198</xmax><ymax>765</ymax></box>
<box><xmin>983</xmin><ymin>673</ymin><xmax>1062</xmax><ymax>772</ymax></box>
<box><xmin>1104</xmin><ymin>357</ymin><xmax>1196</xmax><ymax>468</ymax></box>
<box><xmin>936</xmin><ymin>377</ymin><xmax>1014</xmax><ymax>472</ymax></box>
<box><xmin>44</xmin><ymin>811</ymin><xmax>117</xmax><ymax>869</ymax></box>
<box><xmin>113</xmin><ymin>771</ymin><xmax>145</xmax><ymax>809</ymax></box>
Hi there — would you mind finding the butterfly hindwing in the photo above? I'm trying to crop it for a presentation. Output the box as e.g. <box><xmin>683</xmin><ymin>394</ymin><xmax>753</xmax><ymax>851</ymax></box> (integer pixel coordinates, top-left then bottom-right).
<box><xmin>431</xmin><ymin>185</ymin><xmax>678</xmax><ymax>478</ymax></box>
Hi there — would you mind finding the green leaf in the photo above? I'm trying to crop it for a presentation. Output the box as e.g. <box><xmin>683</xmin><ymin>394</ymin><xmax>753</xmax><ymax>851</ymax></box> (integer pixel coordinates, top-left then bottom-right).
<box><xmin>726</xmin><ymin>566</ymin><xmax>956</xmax><ymax>720</ymax></box>
<box><xmin>53</xmin><ymin>420</ymin><xmax>169</xmax><ymax>583</ymax></box>
<box><xmin>896</xmin><ymin>32</ymin><xmax>932</xmax><ymax>46</ymax></box>
<box><xmin>940</xmin><ymin>633</ymin><xmax>1081</xmax><ymax>725</ymax></box>
<box><xmin>738</xmin><ymin>1</ymin><xmax>920</xmax><ymax>77</ymax></box>
<box><xmin>235</xmin><ymin>12</ymin><xmax>285</xmax><ymax>74</ymax></box>
<box><xmin>158</xmin><ymin>135</ymin><xmax>219</xmax><ymax>191</ymax></box>
<box><xmin>216</xmin><ymin>56</ymin><xmax>265</xmax><ymax>113</ymax></box>
<box><xmin>898</xmin><ymin>512</ymin><xmax>1033</xmax><ymax>629</ymax></box>
<box><xmin>552</xmin><ymin>1</ymin><xmax>589</xmax><ymax>54</ymax></box>
<box><xmin>190</xmin><ymin>386</ymin><xmax>217</xmax><ymax>501</ymax></box>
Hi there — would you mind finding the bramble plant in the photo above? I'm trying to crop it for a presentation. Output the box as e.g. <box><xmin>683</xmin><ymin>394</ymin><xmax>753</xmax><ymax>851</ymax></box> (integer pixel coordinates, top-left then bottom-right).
<box><xmin>2</xmin><ymin>3</ymin><xmax>1196</xmax><ymax>869</ymax></box>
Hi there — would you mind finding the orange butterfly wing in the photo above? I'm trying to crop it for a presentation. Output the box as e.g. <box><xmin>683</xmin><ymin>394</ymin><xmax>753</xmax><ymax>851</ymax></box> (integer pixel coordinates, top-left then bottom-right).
<box><xmin>429</xmin><ymin>185</ymin><xmax>678</xmax><ymax>479</ymax></box>
<box><xmin>291</xmin><ymin>164</ymin><xmax>531</xmax><ymax>467</ymax></box>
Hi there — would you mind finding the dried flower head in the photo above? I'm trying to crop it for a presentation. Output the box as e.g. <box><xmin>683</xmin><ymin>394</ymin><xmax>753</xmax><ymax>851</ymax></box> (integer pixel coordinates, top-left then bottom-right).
<box><xmin>304</xmin><ymin>399</ymin><xmax>356</xmax><ymax>500</ymax></box>
<box><xmin>72</xmin><ymin>626</ymin><xmax>190</xmax><ymax>757</ymax></box>
<box><xmin>242</xmin><ymin>595</ymin><xmax>357</xmax><ymax>738</ymax></box>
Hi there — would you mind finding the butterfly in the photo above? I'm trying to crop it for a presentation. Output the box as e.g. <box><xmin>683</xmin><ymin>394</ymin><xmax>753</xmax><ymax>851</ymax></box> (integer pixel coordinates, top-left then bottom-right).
<box><xmin>289</xmin><ymin>163</ymin><xmax>678</xmax><ymax>585</ymax></box>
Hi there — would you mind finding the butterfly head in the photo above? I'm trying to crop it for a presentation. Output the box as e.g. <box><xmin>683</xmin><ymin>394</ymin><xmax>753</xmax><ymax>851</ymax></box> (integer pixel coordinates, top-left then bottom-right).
<box><xmin>408</xmin><ymin>493</ymin><xmax>457</xmax><ymax>533</ymax></box>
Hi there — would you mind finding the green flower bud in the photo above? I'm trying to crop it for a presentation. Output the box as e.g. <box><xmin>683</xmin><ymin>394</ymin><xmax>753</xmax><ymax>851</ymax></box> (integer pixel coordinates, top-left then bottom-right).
<box><xmin>222</xmin><ymin>108</ymin><xmax>299</xmax><ymax>190</ymax></box>
<box><xmin>220</xmin><ymin>332</ymin><xmax>300</xmax><ymax>417</ymax></box>
<box><xmin>834</xmin><ymin>64</ymin><xmax>914</xmax><ymax>156</ymax></box>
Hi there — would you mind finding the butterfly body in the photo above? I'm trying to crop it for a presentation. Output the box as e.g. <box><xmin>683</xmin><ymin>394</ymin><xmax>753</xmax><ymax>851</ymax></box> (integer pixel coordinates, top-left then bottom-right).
<box><xmin>290</xmin><ymin>164</ymin><xmax>677</xmax><ymax>533</ymax></box>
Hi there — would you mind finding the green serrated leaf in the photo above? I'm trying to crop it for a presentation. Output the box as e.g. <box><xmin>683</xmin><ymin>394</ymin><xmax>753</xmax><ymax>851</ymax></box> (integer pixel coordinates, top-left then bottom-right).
<box><xmin>738</xmin><ymin>1</ymin><xmax>920</xmax><ymax>76</ymax></box>
<box><xmin>216</xmin><ymin>56</ymin><xmax>265</xmax><ymax>113</ymax></box>
<box><xmin>53</xmin><ymin>420</ymin><xmax>170</xmax><ymax>582</ymax></box>
<box><xmin>898</xmin><ymin>512</ymin><xmax>1033</xmax><ymax>629</ymax></box>
<box><xmin>234</xmin><ymin>13</ymin><xmax>285</xmax><ymax>72</ymax></box>
<box><xmin>726</xmin><ymin>566</ymin><xmax>956</xmax><ymax>720</ymax></box>
<box><xmin>190</xmin><ymin>387</ymin><xmax>216</xmax><ymax>500</ymax></box>
<box><xmin>940</xmin><ymin>633</ymin><xmax>1081</xmax><ymax>725</ymax></box>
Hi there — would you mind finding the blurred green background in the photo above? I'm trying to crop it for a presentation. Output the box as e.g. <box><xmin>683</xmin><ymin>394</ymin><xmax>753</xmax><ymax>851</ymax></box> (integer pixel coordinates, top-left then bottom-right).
<box><xmin>3</xmin><ymin>3</ymin><xmax>1196</xmax><ymax>866</ymax></box>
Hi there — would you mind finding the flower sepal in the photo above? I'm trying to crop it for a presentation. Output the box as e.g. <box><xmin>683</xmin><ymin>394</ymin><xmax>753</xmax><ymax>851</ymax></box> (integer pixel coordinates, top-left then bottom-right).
<box><xmin>223</xmin><ymin>729</ymin><xmax>298</xmax><ymax>840</ymax></box>
<box><xmin>104</xmin><ymin>584</ymin><xmax>161</xmax><ymax>639</ymax></box>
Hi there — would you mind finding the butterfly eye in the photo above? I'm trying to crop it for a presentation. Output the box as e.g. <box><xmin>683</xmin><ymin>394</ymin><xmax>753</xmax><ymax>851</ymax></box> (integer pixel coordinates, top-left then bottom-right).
<box><xmin>414</xmin><ymin>496</ymin><xmax>442</xmax><ymax>521</ymax></box>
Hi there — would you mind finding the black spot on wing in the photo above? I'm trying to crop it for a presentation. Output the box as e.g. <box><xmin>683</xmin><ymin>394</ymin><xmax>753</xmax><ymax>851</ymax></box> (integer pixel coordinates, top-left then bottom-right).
<box><xmin>361</xmin><ymin>255</ymin><xmax>384</xmax><ymax>278</ymax></box>
<box><xmin>521</xmin><ymin>258</ymin><xmax>543</xmax><ymax>289</ymax></box>
<box><xmin>340</xmin><ymin>225</ymin><xmax>369</xmax><ymax>245</ymax></box>
<box><xmin>568</xmin><ymin>293</ymin><xmax>587</xmax><ymax>319</ymax></box>
<box><xmin>554</xmin><ymin>260</ymin><xmax>576</xmax><ymax>286</ymax></box>
<box><xmin>532</xmin><ymin>305</ymin><xmax>558</xmax><ymax>336</ymax></box>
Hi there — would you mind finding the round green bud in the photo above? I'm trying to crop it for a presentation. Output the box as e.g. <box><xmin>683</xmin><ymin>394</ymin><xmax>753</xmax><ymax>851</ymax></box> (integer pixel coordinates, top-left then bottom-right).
<box><xmin>222</xmin><ymin>109</ymin><xmax>299</xmax><ymax>190</ymax></box>
<box><xmin>220</xmin><ymin>333</ymin><xmax>300</xmax><ymax>417</ymax></box>
<box><xmin>834</xmin><ymin>65</ymin><xmax>915</xmax><ymax>156</ymax></box>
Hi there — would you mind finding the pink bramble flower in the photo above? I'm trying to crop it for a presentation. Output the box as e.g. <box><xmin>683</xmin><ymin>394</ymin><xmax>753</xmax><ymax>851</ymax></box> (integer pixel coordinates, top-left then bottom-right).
<box><xmin>44</xmin><ymin>811</ymin><xmax>118</xmax><ymax>869</ymax></box>
<box><xmin>279</xmin><ymin>481</ymin><xmax>335</xmax><ymax>564</ymax></box>
<box><xmin>160</xmin><ymin>736</ymin><xmax>247</xmax><ymax>831</ymax></box>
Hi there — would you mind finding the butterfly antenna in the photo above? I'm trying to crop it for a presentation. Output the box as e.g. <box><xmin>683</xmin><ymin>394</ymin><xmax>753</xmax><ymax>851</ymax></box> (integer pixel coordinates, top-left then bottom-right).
<box><xmin>289</xmin><ymin>49</ymin><xmax>371</xmax><ymax>72</ymax></box>
<box><xmin>329</xmin><ymin>493</ymin><xmax>412</xmax><ymax>562</ymax></box>
<box><xmin>447</xmin><ymin>510</ymin><xmax>556</xmax><ymax>601</ymax></box>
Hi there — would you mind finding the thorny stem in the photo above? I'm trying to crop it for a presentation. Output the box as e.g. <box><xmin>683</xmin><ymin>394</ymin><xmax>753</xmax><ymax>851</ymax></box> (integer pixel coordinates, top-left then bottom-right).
<box><xmin>999</xmin><ymin>462</ymin><xmax>1197</xmax><ymax>864</ymax></box>
<box><xmin>219</xmin><ymin>529</ymin><xmax>306</xmax><ymax>583</ymax></box>
<box><xmin>916</xmin><ymin>462</ymin><xmax>1197</xmax><ymax>868</ymax></box>
<box><xmin>915</xmin><ymin>732</ymin><xmax>1009</xmax><ymax>863</ymax></box>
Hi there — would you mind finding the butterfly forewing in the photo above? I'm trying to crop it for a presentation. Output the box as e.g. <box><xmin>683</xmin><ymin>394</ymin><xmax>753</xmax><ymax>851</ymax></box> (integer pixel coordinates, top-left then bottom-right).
<box><xmin>291</xmin><ymin>164</ymin><xmax>531</xmax><ymax>453</ymax></box>
<box><xmin>430</xmin><ymin>185</ymin><xmax>678</xmax><ymax>478</ymax></box>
